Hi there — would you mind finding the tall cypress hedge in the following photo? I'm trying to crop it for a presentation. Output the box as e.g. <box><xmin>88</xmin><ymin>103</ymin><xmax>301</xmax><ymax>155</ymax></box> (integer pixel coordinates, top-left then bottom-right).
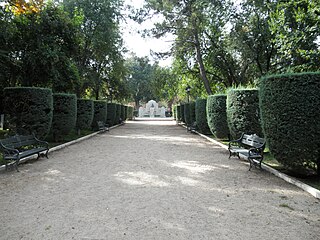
<box><xmin>176</xmin><ymin>105</ymin><xmax>181</xmax><ymax>121</ymax></box>
<box><xmin>52</xmin><ymin>93</ymin><xmax>77</xmax><ymax>141</ymax></box>
<box><xmin>184</xmin><ymin>102</ymin><xmax>196</xmax><ymax>125</ymax></box>
<box><xmin>107</xmin><ymin>103</ymin><xmax>117</xmax><ymax>126</ymax></box>
<box><xmin>115</xmin><ymin>103</ymin><xmax>121</xmax><ymax>124</ymax></box>
<box><xmin>120</xmin><ymin>105</ymin><xmax>125</xmax><ymax>121</ymax></box>
<box><xmin>127</xmin><ymin>106</ymin><xmax>134</xmax><ymax>120</ymax></box>
<box><xmin>207</xmin><ymin>95</ymin><xmax>229</xmax><ymax>139</ymax></box>
<box><xmin>76</xmin><ymin>99</ymin><xmax>94</xmax><ymax>131</ymax></box>
<box><xmin>4</xmin><ymin>87</ymin><xmax>53</xmax><ymax>138</ymax></box>
<box><xmin>195</xmin><ymin>99</ymin><xmax>211</xmax><ymax>134</ymax></box>
<box><xmin>124</xmin><ymin>105</ymin><xmax>128</xmax><ymax>120</ymax></box>
<box><xmin>172</xmin><ymin>105</ymin><xmax>177</xmax><ymax>120</ymax></box>
<box><xmin>260</xmin><ymin>73</ymin><xmax>320</xmax><ymax>174</ymax></box>
<box><xmin>180</xmin><ymin>104</ymin><xmax>185</xmax><ymax>123</ymax></box>
<box><xmin>227</xmin><ymin>89</ymin><xmax>262</xmax><ymax>139</ymax></box>
<box><xmin>92</xmin><ymin>100</ymin><xmax>107</xmax><ymax>130</ymax></box>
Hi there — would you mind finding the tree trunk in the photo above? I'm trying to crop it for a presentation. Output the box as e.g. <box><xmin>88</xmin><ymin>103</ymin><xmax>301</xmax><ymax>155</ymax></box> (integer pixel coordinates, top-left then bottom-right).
<box><xmin>193</xmin><ymin>29</ymin><xmax>212</xmax><ymax>95</ymax></box>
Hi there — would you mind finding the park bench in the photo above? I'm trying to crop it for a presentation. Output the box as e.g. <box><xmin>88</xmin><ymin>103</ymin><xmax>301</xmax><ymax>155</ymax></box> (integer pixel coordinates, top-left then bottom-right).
<box><xmin>97</xmin><ymin>121</ymin><xmax>109</xmax><ymax>132</ymax></box>
<box><xmin>228</xmin><ymin>133</ymin><xmax>266</xmax><ymax>171</ymax></box>
<box><xmin>187</xmin><ymin>121</ymin><xmax>197</xmax><ymax>133</ymax></box>
<box><xmin>0</xmin><ymin>134</ymin><xmax>49</xmax><ymax>172</ymax></box>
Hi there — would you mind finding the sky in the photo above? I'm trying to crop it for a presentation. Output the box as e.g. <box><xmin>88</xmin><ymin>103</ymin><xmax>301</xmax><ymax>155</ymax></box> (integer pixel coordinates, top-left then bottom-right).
<box><xmin>120</xmin><ymin>0</ymin><xmax>174</xmax><ymax>67</ymax></box>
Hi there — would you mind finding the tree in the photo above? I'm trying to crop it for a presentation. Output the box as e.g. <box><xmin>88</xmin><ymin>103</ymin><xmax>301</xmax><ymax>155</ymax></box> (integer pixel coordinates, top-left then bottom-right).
<box><xmin>125</xmin><ymin>56</ymin><xmax>156</xmax><ymax>109</ymax></box>
<box><xmin>63</xmin><ymin>0</ymin><xmax>126</xmax><ymax>99</ymax></box>
<box><xmin>269</xmin><ymin>0</ymin><xmax>320</xmax><ymax>72</ymax></box>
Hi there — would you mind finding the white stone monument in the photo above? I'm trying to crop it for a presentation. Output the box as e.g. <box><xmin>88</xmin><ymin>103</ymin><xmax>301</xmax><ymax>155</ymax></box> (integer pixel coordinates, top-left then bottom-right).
<box><xmin>138</xmin><ymin>100</ymin><xmax>166</xmax><ymax>118</ymax></box>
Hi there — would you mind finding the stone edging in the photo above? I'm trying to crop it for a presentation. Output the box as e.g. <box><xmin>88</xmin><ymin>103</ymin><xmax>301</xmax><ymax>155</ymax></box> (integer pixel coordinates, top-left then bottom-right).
<box><xmin>0</xmin><ymin>122</ymin><xmax>125</xmax><ymax>172</ymax></box>
<box><xmin>178</xmin><ymin>122</ymin><xmax>320</xmax><ymax>200</ymax></box>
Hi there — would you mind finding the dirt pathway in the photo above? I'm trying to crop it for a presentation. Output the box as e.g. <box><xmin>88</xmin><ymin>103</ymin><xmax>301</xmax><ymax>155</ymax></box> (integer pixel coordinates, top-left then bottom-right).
<box><xmin>0</xmin><ymin>120</ymin><xmax>319</xmax><ymax>240</ymax></box>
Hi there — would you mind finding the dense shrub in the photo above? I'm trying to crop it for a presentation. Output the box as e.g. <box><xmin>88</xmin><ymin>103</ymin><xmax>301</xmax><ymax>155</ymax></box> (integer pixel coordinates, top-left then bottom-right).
<box><xmin>227</xmin><ymin>89</ymin><xmax>262</xmax><ymax>139</ymax></box>
<box><xmin>195</xmin><ymin>99</ymin><xmax>211</xmax><ymax>134</ymax></box>
<box><xmin>180</xmin><ymin>104</ymin><xmax>185</xmax><ymax>123</ymax></box>
<box><xmin>127</xmin><ymin>106</ymin><xmax>134</xmax><ymax>120</ymax></box>
<box><xmin>120</xmin><ymin>105</ymin><xmax>125</xmax><ymax>121</ymax></box>
<box><xmin>172</xmin><ymin>105</ymin><xmax>177</xmax><ymax>120</ymax></box>
<box><xmin>207</xmin><ymin>95</ymin><xmax>229</xmax><ymax>139</ymax></box>
<box><xmin>0</xmin><ymin>90</ymin><xmax>4</xmax><ymax>114</ymax></box>
<box><xmin>184</xmin><ymin>102</ymin><xmax>196</xmax><ymax>125</ymax></box>
<box><xmin>176</xmin><ymin>105</ymin><xmax>181</xmax><ymax>121</ymax></box>
<box><xmin>124</xmin><ymin>105</ymin><xmax>128</xmax><ymax>120</ymax></box>
<box><xmin>4</xmin><ymin>87</ymin><xmax>53</xmax><ymax>138</ymax></box>
<box><xmin>260</xmin><ymin>73</ymin><xmax>320</xmax><ymax>174</ymax></box>
<box><xmin>107</xmin><ymin>103</ymin><xmax>117</xmax><ymax>126</ymax></box>
<box><xmin>92</xmin><ymin>100</ymin><xmax>107</xmax><ymax>130</ymax></box>
<box><xmin>115</xmin><ymin>104</ymin><xmax>121</xmax><ymax>124</ymax></box>
<box><xmin>52</xmin><ymin>93</ymin><xmax>77</xmax><ymax>141</ymax></box>
<box><xmin>76</xmin><ymin>99</ymin><xmax>93</xmax><ymax>131</ymax></box>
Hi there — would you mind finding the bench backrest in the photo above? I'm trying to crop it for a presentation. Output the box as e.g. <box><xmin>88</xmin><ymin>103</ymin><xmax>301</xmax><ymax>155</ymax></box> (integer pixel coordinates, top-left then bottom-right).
<box><xmin>241</xmin><ymin>134</ymin><xmax>265</xmax><ymax>149</ymax></box>
<box><xmin>0</xmin><ymin>135</ymin><xmax>37</xmax><ymax>149</ymax></box>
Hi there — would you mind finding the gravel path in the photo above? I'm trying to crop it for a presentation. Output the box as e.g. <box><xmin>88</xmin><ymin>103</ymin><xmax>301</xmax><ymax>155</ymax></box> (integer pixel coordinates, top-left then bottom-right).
<box><xmin>1</xmin><ymin>120</ymin><xmax>319</xmax><ymax>240</ymax></box>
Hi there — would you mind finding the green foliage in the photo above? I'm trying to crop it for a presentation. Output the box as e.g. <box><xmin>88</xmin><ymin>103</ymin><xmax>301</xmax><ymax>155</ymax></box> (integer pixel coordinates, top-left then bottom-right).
<box><xmin>195</xmin><ymin>99</ymin><xmax>211</xmax><ymax>134</ymax></box>
<box><xmin>124</xmin><ymin>105</ymin><xmax>128</xmax><ymax>120</ymax></box>
<box><xmin>92</xmin><ymin>100</ymin><xmax>107</xmax><ymax>130</ymax></box>
<box><xmin>76</xmin><ymin>99</ymin><xmax>94</xmax><ymax>130</ymax></box>
<box><xmin>227</xmin><ymin>89</ymin><xmax>262</xmax><ymax>139</ymax></box>
<box><xmin>173</xmin><ymin>105</ymin><xmax>177</xmax><ymax>120</ymax></box>
<box><xmin>184</xmin><ymin>102</ymin><xmax>196</xmax><ymax>126</ymax></box>
<box><xmin>176</xmin><ymin>105</ymin><xmax>181</xmax><ymax>121</ymax></box>
<box><xmin>207</xmin><ymin>95</ymin><xmax>229</xmax><ymax>139</ymax></box>
<box><xmin>115</xmin><ymin>103</ymin><xmax>121</xmax><ymax>124</ymax></box>
<box><xmin>120</xmin><ymin>105</ymin><xmax>125</xmax><ymax>121</ymax></box>
<box><xmin>107</xmin><ymin>103</ymin><xmax>117</xmax><ymax>126</ymax></box>
<box><xmin>259</xmin><ymin>72</ymin><xmax>320</xmax><ymax>174</ymax></box>
<box><xmin>4</xmin><ymin>87</ymin><xmax>53</xmax><ymax>138</ymax></box>
<box><xmin>127</xmin><ymin>106</ymin><xmax>134</xmax><ymax>120</ymax></box>
<box><xmin>269</xmin><ymin>0</ymin><xmax>320</xmax><ymax>72</ymax></box>
<box><xmin>180</xmin><ymin>104</ymin><xmax>185</xmax><ymax>123</ymax></box>
<box><xmin>52</xmin><ymin>93</ymin><xmax>77</xmax><ymax>141</ymax></box>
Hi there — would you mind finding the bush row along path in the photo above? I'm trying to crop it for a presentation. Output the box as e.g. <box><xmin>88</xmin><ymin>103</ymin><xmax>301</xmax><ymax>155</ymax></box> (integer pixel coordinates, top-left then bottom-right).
<box><xmin>1</xmin><ymin>120</ymin><xmax>319</xmax><ymax>240</ymax></box>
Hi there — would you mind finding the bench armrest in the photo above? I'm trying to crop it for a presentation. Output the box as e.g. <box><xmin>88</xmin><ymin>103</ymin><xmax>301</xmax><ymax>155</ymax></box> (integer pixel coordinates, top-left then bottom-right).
<box><xmin>248</xmin><ymin>147</ymin><xmax>264</xmax><ymax>157</ymax></box>
<box><xmin>0</xmin><ymin>143</ymin><xmax>20</xmax><ymax>156</ymax></box>
<box><xmin>33</xmin><ymin>134</ymin><xmax>49</xmax><ymax>149</ymax></box>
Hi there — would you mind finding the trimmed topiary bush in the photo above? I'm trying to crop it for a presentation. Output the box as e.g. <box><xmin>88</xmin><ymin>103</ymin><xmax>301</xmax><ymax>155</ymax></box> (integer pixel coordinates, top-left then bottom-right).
<box><xmin>107</xmin><ymin>103</ymin><xmax>117</xmax><ymax>126</ymax></box>
<box><xmin>260</xmin><ymin>72</ymin><xmax>320</xmax><ymax>175</ymax></box>
<box><xmin>180</xmin><ymin>104</ymin><xmax>185</xmax><ymax>123</ymax></box>
<box><xmin>172</xmin><ymin>105</ymin><xmax>177</xmax><ymax>120</ymax></box>
<box><xmin>115</xmin><ymin>104</ymin><xmax>121</xmax><ymax>124</ymax></box>
<box><xmin>176</xmin><ymin>105</ymin><xmax>181</xmax><ymax>121</ymax></box>
<box><xmin>227</xmin><ymin>89</ymin><xmax>262</xmax><ymax>139</ymax></box>
<box><xmin>76</xmin><ymin>99</ymin><xmax>94</xmax><ymax>131</ymax></box>
<box><xmin>195</xmin><ymin>99</ymin><xmax>211</xmax><ymax>134</ymax></box>
<box><xmin>4</xmin><ymin>87</ymin><xmax>53</xmax><ymax>138</ymax></box>
<box><xmin>92</xmin><ymin>100</ymin><xmax>107</xmax><ymax>130</ymax></box>
<box><xmin>207</xmin><ymin>95</ymin><xmax>229</xmax><ymax>139</ymax></box>
<box><xmin>184</xmin><ymin>102</ymin><xmax>196</xmax><ymax>126</ymax></box>
<box><xmin>127</xmin><ymin>106</ymin><xmax>134</xmax><ymax>120</ymax></box>
<box><xmin>52</xmin><ymin>93</ymin><xmax>77</xmax><ymax>141</ymax></box>
<box><xmin>120</xmin><ymin>105</ymin><xmax>125</xmax><ymax>122</ymax></box>
<box><xmin>124</xmin><ymin>105</ymin><xmax>128</xmax><ymax>120</ymax></box>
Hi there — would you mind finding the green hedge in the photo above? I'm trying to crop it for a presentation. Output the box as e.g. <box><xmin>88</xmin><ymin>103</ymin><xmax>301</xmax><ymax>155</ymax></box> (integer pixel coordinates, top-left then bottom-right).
<box><xmin>195</xmin><ymin>99</ymin><xmax>211</xmax><ymax>134</ymax></box>
<box><xmin>120</xmin><ymin>105</ymin><xmax>125</xmax><ymax>121</ymax></box>
<box><xmin>176</xmin><ymin>105</ymin><xmax>181</xmax><ymax>121</ymax></box>
<box><xmin>227</xmin><ymin>89</ymin><xmax>262</xmax><ymax>139</ymax></box>
<box><xmin>92</xmin><ymin>100</ymin><xmax>107</xmax><ymax>130</ymax></box>
<box><xmin>260</xmin><ymin>72</ymin><xmax>320</xmax><ymax>174</ymax></box>
<box><xmin>52</xmin><ymin>93</ymin><xmax>77</xmax><ymax>141</ymax></box>
<box><xmin>107</xmin><ymin>103</ymin><xmax>117</xmax><ymax>126</ymax></box>
<box><xmin>207</xmin><ymin>95</ymin><xmax>229</xmax><ymax>139</ymax></box>
<box><xmin>127</xmin><ymin>106</ymin><xmax>134</xmax><ymax>120</ymax></box>
<box><xmin>184</xmin><ymin>102</ymin><xmax>196</xmax><ymax>125</ymax></box>
<box><xmin>180</xmin><ymin>104</ymin><xmax>185</xmax><ymax>123</ymax></box>
<box><xmin>76</xmin><ymin>99</ymin><xmax>93</xmax><ymax>131</ymax></box>
<box><xmin>4</xmin><ymin>87</ymin><xmax>53</xmax><ymax>138</ymax></box>
<box><xmin>115</xmin><ymin>104</ymin><xmax>121</xmax><ymax>124</ymax></box>
<box><xmin>172</xmin><ymin>105</ymin><xmax>177</xmax><ymax>120</ymax></box>
<box><xmin>124</xmin><ymin>105</ymin><xmax>128</xmax><ymax>120</ymax></box>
